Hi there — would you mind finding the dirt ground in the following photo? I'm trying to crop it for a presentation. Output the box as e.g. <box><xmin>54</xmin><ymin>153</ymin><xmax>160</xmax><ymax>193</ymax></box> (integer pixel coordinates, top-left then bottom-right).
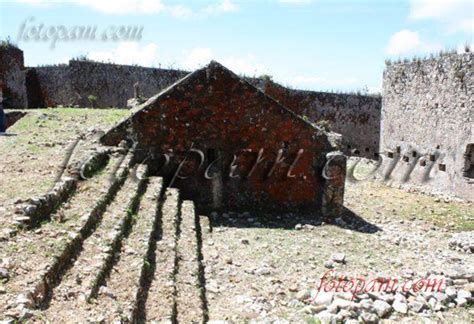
<box><xmin>202</xmin><ymin>179</ymin><xmax>473</xmax><ymax>322</ymax></box>
<box><xmin>0</xmin><ymin>109</ymin><xmax>130</xmax><ymax>226</ymax></box>
<box><xmin>0</xmin><ymin>109</ymin><xmax>472</xmax><ymax>323</ymax></box>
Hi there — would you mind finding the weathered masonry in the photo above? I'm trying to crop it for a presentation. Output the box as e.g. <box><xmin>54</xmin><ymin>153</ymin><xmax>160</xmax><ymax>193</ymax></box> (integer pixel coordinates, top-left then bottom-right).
<box><xmin>253</xmin><ymin>80</ymin><xmax>382</xmax><ymax>159</ymax></box>
<box><xmin>101</xmin><ymin>61</ymin><xmax>346</xmax><ymax>215</ymax></box>
<box><xmin>0</xmin><ymin>42</ymin><xmax>188</xmax><ymax>109</ymax></box>
<box><xmin>0</xmin><ymin>44</ymin><xmax>27</xmax><ymax>108</ymax></box>
<box><xmin>380</xmin><ymin>52</ymin><xmax>473</xmax><ymax>201</ymax></box>
<box><xmin>25</xmin><ymin>60</ymin><xmax>189</xmax><ymax>108</ymax></box>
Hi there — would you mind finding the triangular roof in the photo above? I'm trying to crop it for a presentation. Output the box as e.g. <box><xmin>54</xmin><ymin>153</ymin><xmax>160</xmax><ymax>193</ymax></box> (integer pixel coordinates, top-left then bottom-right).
<box><xmin>101</xmin><ymin>61</ymin><xmax>329</xmax><ymax>146</ymax></box>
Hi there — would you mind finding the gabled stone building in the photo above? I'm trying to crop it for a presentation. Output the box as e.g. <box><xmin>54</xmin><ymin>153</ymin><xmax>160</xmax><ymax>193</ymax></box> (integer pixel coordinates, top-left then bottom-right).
<box><xmin>101</xmin><ymin>61</ymin><xmax>346</xmax><ymax>215</ymax></box>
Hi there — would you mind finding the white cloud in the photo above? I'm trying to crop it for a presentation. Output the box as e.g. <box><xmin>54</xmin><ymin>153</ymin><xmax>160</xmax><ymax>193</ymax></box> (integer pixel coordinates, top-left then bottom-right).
<box><xmin>14</xmin><ymin>0</ymin><xmax>237</xmax><ymax>17</ymax></box>
<box><xmin>165</xmin><ymin>5</ymin><xmax>194</xmax><ymax>18</ymax></box>
<box><xmin>409</xmin><ymin>0</ymin><xmax>474</xmax><ymax>33</ymax></box>
<box><xmin>182</xmin><ymin>47</ymin><xmax>214</xmax><ymax>69</ymax></box>
<box><xmin>204</xmin><ymin>0</ymin><xmax>238</xmax><ymax>15</ymax></box>
<box><xmin>182</xmin><ymin>47</ymin><xmax>268</xmax><ymax>76</ymax></box>
<box><xmin>386</xmin><ymin>30</ymin><xmax>421</xmax><ymax>55</ymax></box>
<box><xmin>385</xmin><ymin>29</ymin><xmax>440</xmax><ymax>55</ymax></box>
<box><xmin>88</xmin><ymin>42</ymin><xmax>159</xmax><ymax>66</ymax></box>
<box><xmin>221</xmin><ymin>54</ymin><xmax>268</xmax><ymax>76</ymax></box>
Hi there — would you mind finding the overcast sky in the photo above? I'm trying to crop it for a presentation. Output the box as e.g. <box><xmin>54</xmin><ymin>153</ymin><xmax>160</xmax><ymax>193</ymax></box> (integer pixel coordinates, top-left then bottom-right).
<box><xmin>0</xmin><ymin>0</ymin><xmax>472</xmax><ymax>93</ymax></box>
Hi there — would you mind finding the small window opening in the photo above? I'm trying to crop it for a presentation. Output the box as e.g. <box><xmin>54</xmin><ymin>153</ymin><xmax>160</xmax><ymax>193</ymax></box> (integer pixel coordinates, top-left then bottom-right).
<box><xmin>412</xmin><ymin>151</ymin><xmax>417</xmax><ymax>158</ymax></box>
<box><xmin>429</xmin><ymin>154</ymin><xmax>436</xmax><ymax>162</ymax></box>
<box><xmin>387</xmin><ymin>152</ymin><xmax>394</xmax><ymax>158</ymax></box>
<box><xmin>439</xmin><ymin>164</ymin><xmax>446</xmax><ymax>172</ymax></box>
<box><xmin>403</xmin><ymin>156</ymin><xmax>409</xmax><ymax>163</ymax></box>
<box><xmin>396</xmin><ymin>146</ymin><xmax>401</xmax><ymax>153</ymax></box>
<box><xmin>420</xmin><ymin>160</ymin><xmax>427</xmax><ymax>167</ymax></box>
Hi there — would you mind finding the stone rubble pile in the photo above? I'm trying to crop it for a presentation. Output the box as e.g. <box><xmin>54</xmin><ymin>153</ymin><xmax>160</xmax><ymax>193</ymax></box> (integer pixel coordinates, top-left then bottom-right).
<box><xmin>12</xmin><ymin>148</ymin><xmax>112</xmax><ymax>228</ymax></box>
<box><xmin>13</xmin><ymin>177</ymin><xmax>77</xmax><ymax>228</ymax></box>
<box><xmin>292</xmin><ymin>270</ymin><xmax>473</xmax><ymax>323</ymax></box>
<box><xmin>449</xmin><ymin>231</ymin><xmax>474</xmax><ymax>254</ymax></box>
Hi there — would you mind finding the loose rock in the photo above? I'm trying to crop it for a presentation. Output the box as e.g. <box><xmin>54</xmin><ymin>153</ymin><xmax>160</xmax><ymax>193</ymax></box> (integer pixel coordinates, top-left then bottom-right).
<box><xmin>331</xmin><ymin>253</ymin><xmax>346</xmax><ymax>264</ymax></box>
<box><xmin>457</xmin><ymin>290</ymin><xmax>472</xmax><ymax>301</ymax></box>
<box><xmin>0</xmin><ymin>268</ymin><xmax>9</xmax><ymax>280</ymax></box>
<box><xmin>359</xmin><ymin>311</ymin><xmax>379</xmax><ymax>324</ymax></box>
<box><xmin>373</xmin><ymin>299</ymin><xmax>392</xmax><ymax>317</ymax></box>
<box><xmin>296</xmin><ymin>290</ymin><xmax>311</xmax><ymax>302</ymax></box>
<box><xmin>324</xmin><ymin>260</ymin><xmax>334</xmax><ymax>269</ymax></box>
<box><xmin>393</xmin><ymin>299</ymin><xmax>408</xmax><ymax>314</ymax></box>
<box><xmin>312</xmin><ymin>291</ymin><xmax>334</xmax><ymax>306</ymax></box>
<box><xmin>409</xmin><ymin>300</ymin><xmax>425</xmax><ymax>313</ymax></box>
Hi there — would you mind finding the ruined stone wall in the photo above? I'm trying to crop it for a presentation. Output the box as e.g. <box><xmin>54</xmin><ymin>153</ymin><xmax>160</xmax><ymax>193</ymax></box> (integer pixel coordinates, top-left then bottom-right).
<box><xmin>250</xmin><ymin>80</ymin><xmax>382</xmax><ymax>159</ymax></box>
<box><xmin>68</xmin><ymin>61</ymin><xmax>189</xmax><ymax>108</ymax></box>
<box><xmin>380</xmin><ymin>52</ymin><xmax>473</xmax><ymax>201</ymax></box>
<box><xmin>26</xmin><ymin>65</ymin><xmax>72</xmax><ymax>108</ymax></box>
<box><xmin>25</xmin><ymin>61</ymin><xmax>188</xmax><ymax>108</ymax></box>
<box><xmin>0</xmin><ymin>44</ymin><xmax>27</xmax><ymax>108</ymax></box>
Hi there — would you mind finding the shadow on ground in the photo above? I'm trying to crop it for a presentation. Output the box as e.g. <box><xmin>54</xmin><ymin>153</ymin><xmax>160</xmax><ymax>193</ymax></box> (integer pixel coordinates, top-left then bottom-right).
<box><xmin>206</xmin><ymin>206</ymin><xmax>381</xmax><ymax>234</ymax></box>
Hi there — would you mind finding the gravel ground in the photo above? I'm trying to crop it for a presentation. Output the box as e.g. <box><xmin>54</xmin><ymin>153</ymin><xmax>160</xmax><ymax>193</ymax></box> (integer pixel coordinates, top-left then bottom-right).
<box><xmin>202</xmin><ymin>177</ymin><xmax>473</xmax><ymax>323</ymax></box>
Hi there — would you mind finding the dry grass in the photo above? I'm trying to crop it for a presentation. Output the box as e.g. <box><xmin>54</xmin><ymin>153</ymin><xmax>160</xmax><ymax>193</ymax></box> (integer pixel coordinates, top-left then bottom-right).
<box><xmin>0</xmin><ymin>108</ymin><xmax>130</xmax><ymax>205</ymax></box>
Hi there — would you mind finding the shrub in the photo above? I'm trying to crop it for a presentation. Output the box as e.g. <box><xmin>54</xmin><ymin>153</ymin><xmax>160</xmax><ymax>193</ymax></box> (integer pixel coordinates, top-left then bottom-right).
<box><xmin>87</xmin><ymin>95</ymin><xmax>97</xmax><ymax>108</ymax></box>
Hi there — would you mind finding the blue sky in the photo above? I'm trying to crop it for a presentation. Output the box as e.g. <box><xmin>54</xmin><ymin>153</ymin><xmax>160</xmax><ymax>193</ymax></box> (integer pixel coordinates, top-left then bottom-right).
<box><xmin>0</xmin><ymin>0</ymin><xmax>472</xmax><ymax>93</ymax></box>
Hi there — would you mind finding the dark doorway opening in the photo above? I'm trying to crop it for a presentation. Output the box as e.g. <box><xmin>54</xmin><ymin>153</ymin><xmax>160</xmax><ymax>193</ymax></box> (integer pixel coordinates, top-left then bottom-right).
<box><xmin>463</xmin><ymin>144</ymin><xmax>474</xmax><ymax>179</ymax></box>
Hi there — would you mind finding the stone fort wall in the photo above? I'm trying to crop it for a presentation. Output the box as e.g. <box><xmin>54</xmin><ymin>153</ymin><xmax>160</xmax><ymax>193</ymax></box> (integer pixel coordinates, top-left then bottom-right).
<box><xmin>26</xmin><ymin>65</ymin><xmax>73</xmax><ymax>108</ymax></box>
<box><xmin>26</xmin><ymin>60</ymin><xmax>189</xmax><ymax>108</ymax></box>
<box><xmin>0</xmin><ymin>43</ymin><xmax>27</xmax><ymax>108</ymax></box>
<box><xmin>379</xmin><ymin>52</ymin><xmax>473</xmax><ymax>201</ymax></box>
